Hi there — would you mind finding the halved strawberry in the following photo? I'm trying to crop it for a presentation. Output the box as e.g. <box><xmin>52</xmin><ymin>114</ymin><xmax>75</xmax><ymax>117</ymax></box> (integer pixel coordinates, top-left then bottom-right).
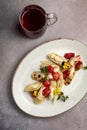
<box><xmin>63</xmin><ymin>69</ymin><xmax>70</xmax><ymax>79</ymax></box>
<box><xmin>52</xmin><ymin>72</ymin><xmax>60</xmax><ymax>81</ymax></box>
<box><xmin>64</xmin><ymin>53</ymin><xmax>75</xmax><ymax>59</ymax></box>
<box><xmin>75</xmin><ymin>61</ymin><xmax>83</xmax><ymax>70</ymax></box>
<box><xmin>42</xmin><ymin>87</ymin><xmax>51</xmax><ymax>97</ymax></box>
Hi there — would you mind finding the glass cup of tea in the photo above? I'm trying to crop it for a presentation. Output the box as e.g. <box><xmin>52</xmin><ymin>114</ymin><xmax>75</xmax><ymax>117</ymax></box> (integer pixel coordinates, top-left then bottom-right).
<box><xmin>19</xmin><ymin>4</ymin><xmax>58</xmax><ymax>38</ymax></box>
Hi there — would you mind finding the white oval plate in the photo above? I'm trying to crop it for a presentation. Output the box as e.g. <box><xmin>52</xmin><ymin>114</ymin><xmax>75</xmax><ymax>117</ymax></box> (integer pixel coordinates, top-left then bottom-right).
<box><xmin>12</xmin><ymin>39</ymin><xmax>87</xmax><ymax>117</ymax></box>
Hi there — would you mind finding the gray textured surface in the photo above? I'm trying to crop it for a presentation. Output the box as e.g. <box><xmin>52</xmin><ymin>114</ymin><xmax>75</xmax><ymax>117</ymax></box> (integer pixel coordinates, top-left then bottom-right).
<box><xmin>0</xmin><ymin>0</ymin><xmax>87</xmax><ymax>130</ymax></box>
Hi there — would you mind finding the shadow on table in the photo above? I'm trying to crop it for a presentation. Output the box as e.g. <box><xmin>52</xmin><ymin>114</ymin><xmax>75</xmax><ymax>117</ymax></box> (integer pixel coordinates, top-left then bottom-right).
<box><xmin>15</xmin><ymin>23</ymin><xmax>28</xmax><ymax>39</ymax></box>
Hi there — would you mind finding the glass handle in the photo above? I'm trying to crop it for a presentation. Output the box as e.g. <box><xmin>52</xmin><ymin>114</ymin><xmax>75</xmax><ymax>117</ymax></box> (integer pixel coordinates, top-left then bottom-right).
<box><xmin>47</xmin><ymin>13</ymin><xmax>58</xmax><ymax>26</ymax></box>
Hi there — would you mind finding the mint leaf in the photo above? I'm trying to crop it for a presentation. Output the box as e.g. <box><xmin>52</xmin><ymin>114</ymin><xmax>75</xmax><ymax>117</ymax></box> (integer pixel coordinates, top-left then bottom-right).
<box><xmin>43</xmin><ymin>74</ymin><xmax>47</xmax><ymax>81</ymax></box>
<box><xmin>60</xmin><ymin>96</ymin><xmax>69</xmax><ymax>102</ymax></box>
<box><xmin>57</xmin><ymin>95</ymin><xmax>61</xmax><ymax>100</ymax></box>
<box><xmin>57</xmin><ymin>92</ymin><xmax>69</xmax><ymax>102</ymax></box>
<box><xmin>40</xmin><ymin>66</ymin><xmax>48</xmax><ymax>81</ymax></box>
<box><xmin>83</xmin><ymin>66</ymin><xmax>87</xmax><ymax>69</ymax></box>
<box><xmin>40</xmin><ymin>66</ymin><xmax>48</xmax><ymax>73</ymax></box>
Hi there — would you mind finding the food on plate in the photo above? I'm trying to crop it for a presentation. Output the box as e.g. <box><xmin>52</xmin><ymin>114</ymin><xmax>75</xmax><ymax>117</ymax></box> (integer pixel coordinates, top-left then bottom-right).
<box><xmin>83</xmin><ymin>66</ymin><xmax>87</xmax><ymax>69</ymax></box>
<box><xmin>24</xmin><ymin>52</ymin><xmax>83</xmax><ymax>104</ymax></box>
<box><xmin>48</xmin><ymin>52</ymin><xmax>83</xmax><ymax>85</ymax></box>
<box><xmin>48</xmin><ymin>52</ymin><xmax>67</xmax><ymax>66</ymax></box>
<box><xmin>24</xmin><ymin>82</ymin><xmax>42</xmax><ymax>91</ymax></box>
<box><xmin>64</xmin><ymin>52</ymin><xmax>75</xmax><ymax>59</ymax></box>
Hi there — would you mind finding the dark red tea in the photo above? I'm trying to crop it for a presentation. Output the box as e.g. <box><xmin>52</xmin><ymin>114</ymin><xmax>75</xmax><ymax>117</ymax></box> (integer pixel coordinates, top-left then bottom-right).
<box><xmin>19</xmin><ymin>5</ymin><xmax>57</xmax><ymax>38</ymax></box>
<box><xmin>22</xmin><ymin>8</ymin><xmax>46</xmax><ymax>31</ymax></box>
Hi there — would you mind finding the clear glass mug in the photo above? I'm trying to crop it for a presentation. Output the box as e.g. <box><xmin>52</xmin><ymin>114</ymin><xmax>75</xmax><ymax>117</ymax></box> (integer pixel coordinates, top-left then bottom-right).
<box><xmin>19</xmin><ymin>5</ymin><xmax>58</xmax><ymax>38</ymax></box>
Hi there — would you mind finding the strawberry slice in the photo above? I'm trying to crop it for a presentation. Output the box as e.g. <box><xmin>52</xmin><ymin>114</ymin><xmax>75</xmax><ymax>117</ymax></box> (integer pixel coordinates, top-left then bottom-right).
<box><xmin>30</xmin><ymin>91</ymin><xmax>35</xmax><ymax>98</ymax></box>
<box><xmin>48</xmin><ymin>65</ymin><xmax>54</xmax><ymax>73</ymax></box>
<box><xmin>42</xmin><ymin>87</ymin><xmax>51</xmax><ymax>97</ymax></box>
<box><xmin>64</xmin><ymin>53</ymin><xmax>75</xmax><ymax>59</ymax></box>
<box><xmin>52</xmin><ymin>72</ymin><xmax>60</xmax><ymax>81</ymax></box>
<box><xmin>43</xmin><ymin>80</ymin><xmax>51</xmax><ymax>87</ymax></box>
<box><xmin>75</xmin><ymin>61</ymin><xmax>83</xmax><ymax>70</ymax></box>
<box><xmin>63</xmin><ymin>69</ymin><xmax>70</xmax><ymax>79</ymax></box>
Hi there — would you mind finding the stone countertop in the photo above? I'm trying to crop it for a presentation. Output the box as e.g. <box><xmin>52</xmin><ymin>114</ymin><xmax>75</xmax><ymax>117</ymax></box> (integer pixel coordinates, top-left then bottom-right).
<box><xmin>0</xmin><ymin>0</ymin><xmax>87</xmax><ymax>130</ymax></box>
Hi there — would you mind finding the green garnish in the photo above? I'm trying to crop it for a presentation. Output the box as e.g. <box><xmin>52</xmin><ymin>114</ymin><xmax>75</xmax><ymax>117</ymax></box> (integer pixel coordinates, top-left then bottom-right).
<box><xmin>43</xmin><ymin>74</ymin><xmax>47</xmax><ymax>81</ymax></box>
<box><xmin>57</xmin><ymin>92</ymin><xmax>69</xmax><ymax>102</ymax></box>
<box><xmin>40</xmin><ymin>66</ymin><xmax>48</xmax><ymax>81</ymax></box>
<box><xmin>40</xmin><ymin>66</ymin><xmax>48</xmax><ymax>73</ymax></box>
<box><xmin>83</xmin><ymin>66</ymin><xmax>87</xmax><ymax>69</ymax></box>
